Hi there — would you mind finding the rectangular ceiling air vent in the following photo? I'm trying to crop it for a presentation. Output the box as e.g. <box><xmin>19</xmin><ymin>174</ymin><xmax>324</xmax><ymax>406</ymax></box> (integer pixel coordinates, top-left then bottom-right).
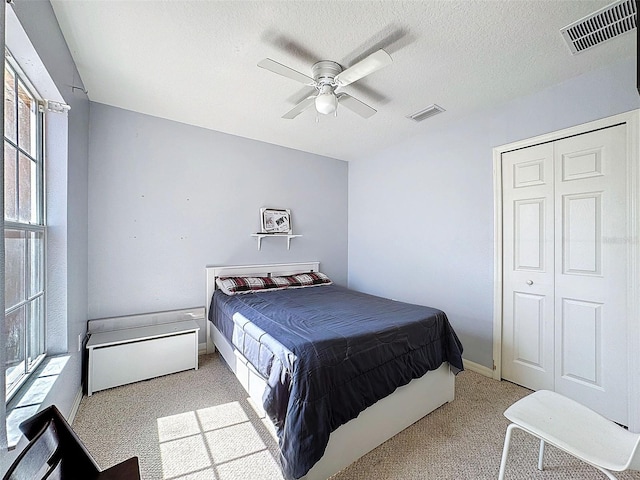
<box><xmin>407</xmin><ymin>104</ymin><xmax>445</xmax><ymax>122</ymax></box>
<box><xmin>560</xmin><ymin>0</ymin><xmax>637</xmax><ymax>55</ymax></box>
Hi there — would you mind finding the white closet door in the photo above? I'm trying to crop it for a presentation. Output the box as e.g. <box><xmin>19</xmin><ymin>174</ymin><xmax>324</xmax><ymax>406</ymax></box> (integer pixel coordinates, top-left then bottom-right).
<box><xmin>501</xmin><ymin>143</ymin><xmax>555</xmax><ymax>391</ymax></box>
<box><xmin>501</xmin><ymin>124</ymin><xmax>629</xmax><ymax>425</ymax></box>
<box><xmin>553</xmin><ymin>125</ymin><xmax>628</xmax><ymax>425</ymax></box>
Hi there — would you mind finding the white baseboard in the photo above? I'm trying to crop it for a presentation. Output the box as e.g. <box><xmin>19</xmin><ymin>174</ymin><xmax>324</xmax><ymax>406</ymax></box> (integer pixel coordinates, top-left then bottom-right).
<box><xmin>463</xmin><ymin>359</ymin><xmax>494</xmax><ymax>378</ymax></box>
<box><xmin>68</xmin><ymin>387</ymin><xmax>83</xmax><ymax>425</ymax></box>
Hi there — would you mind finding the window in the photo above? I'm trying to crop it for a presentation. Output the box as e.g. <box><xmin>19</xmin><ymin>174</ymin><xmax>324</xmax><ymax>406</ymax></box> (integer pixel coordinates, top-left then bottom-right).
<box><xmin>4</xmin><ymin>52</ymin><xmax>45</xmax><ymax>401</ymax></box>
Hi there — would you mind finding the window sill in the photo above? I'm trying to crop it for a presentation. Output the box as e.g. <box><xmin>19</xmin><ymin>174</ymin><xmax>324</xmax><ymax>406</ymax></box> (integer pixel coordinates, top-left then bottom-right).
<box><xmin>6</xmin><ymin>355</ymin><xmax>70</xmax><ymax>449</ymax></box>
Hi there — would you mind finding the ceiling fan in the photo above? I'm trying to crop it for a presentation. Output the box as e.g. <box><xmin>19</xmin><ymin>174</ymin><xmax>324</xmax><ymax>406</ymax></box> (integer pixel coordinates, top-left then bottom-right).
<box><xmin>257</xmin><ymin>49</ymin><xmax>392</xmax><ymax>119</ymax></box>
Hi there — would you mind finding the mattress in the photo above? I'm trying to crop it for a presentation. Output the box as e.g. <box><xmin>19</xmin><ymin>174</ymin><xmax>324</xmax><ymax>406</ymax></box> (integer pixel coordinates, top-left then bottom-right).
<box><xmin>209</xmin><ymin>284</ymin><xmax>463</xmax><ymax>479</ymax></box>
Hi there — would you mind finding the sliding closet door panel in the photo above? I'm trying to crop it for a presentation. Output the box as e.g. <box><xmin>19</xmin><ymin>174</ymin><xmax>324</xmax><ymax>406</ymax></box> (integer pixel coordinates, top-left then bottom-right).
<box><xmin>554</xmin><ymin>124</ymin><xmax>628</xmax><ymax>425</ymax></box>
<box><xmin>502</xmin><ymin>144</ymin><xmax>555</xmax><ymax>391</ymax></box>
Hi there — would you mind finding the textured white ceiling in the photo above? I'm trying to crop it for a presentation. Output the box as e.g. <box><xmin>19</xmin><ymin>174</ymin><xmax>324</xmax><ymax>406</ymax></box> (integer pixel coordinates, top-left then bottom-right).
<box><xmin>50</xmin><ymin>0</ymin><xmax>636</xmax><ymax>161</ymax></box>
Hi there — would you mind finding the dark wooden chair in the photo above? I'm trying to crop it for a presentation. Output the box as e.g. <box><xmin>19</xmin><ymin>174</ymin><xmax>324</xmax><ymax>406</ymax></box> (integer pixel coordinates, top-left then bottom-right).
<box><xmin>3</xmin><ymin>405</ymin><xmax>140</xmax><ymax>480</ymax></box>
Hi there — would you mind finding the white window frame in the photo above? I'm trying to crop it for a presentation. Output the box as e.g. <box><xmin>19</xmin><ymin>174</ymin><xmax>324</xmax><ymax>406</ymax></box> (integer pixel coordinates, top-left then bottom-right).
<box><xmin>4</xmin><ymin>49</ymin><xmax>46</xmax><ymax>402</ymax></box>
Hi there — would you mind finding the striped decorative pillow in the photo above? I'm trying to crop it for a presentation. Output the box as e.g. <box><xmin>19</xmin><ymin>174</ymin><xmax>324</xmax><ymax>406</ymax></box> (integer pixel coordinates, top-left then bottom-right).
<box><xmin>283</xmin><ymin>272</ymin><xmax>332</xmax><ymax>288</ymax></box>
<box><xmin>216</xmin><ymin>272</ymin><xmax>332</xmax><ymax>295</ymax></box>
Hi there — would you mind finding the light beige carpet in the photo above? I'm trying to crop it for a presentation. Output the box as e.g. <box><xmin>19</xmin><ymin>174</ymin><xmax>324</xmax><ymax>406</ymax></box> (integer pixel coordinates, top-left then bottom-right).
<box><xmin>73</xmin><ymin>354</ymin><xmax>639</xmax><ymax>480</ymax></box>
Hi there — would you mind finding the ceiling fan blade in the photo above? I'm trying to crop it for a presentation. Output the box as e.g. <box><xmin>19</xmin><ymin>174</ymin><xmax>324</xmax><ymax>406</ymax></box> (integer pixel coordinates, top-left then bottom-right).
<box><xmin>282</xmin><ymin>96</ymin><xmax>316</xmax><ymax>119</ymax></box>
<box><xmin>337</xmin><ymin>93</ymin><xmax>377</xmax><ymax>119</ymax></box>
<box><xmin>334</xmin><ymin>49</ymin><xmax>392</xmax><ymax>87</ymax></box>
<box><xmin>258</xmin><ymin>58</ymin><xmax>314</xmax><ymax>85</ymax></box>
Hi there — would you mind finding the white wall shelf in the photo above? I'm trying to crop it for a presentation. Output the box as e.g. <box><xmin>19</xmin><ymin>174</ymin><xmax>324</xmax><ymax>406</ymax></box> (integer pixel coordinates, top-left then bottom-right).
<box><xmin>251</xmin><ymin>233</ymin><xmax>302</xmax><ymax>250</ymax></box>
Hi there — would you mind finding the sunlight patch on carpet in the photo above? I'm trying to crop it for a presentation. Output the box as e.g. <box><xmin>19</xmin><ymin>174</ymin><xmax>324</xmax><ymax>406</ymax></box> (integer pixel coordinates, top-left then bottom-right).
<box><xmin>157</xmin><ymin>401</ymin><xmax>280</xmax><ymax>480</ymax></box>
<box><xmin>217</xmin><ymin>450</ymin><xmax>282</xmax><ymax>480</ymax></box>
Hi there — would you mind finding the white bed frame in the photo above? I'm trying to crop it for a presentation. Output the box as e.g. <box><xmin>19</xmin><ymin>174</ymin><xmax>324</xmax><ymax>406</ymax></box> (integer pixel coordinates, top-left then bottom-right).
<box><xmin>205</xmin><ymin>262</ymin><xmax>455</xmax><ymax>480</ymax></box>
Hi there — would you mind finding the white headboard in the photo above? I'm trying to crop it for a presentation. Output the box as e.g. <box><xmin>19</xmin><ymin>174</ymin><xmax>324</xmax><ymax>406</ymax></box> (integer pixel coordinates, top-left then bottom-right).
<box><xmin>204</xmin><ymin>262</ymin><xmax>320</xmax><ymax>352</ymax></box>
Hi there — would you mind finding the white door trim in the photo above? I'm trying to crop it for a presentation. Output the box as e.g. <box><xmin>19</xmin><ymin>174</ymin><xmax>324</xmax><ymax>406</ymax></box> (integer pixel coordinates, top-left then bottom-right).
<box><xmin>492</xmin><ymin>109</ymin><xmax>640</xmax><ymax>431</ymax></box>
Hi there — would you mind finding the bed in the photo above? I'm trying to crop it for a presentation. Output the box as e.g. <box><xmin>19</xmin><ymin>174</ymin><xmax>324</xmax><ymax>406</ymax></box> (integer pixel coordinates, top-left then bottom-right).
<box><xmin>205</xmin><ymin>262</ymin><xmax>463</xmax><ymax>480</ymax></box>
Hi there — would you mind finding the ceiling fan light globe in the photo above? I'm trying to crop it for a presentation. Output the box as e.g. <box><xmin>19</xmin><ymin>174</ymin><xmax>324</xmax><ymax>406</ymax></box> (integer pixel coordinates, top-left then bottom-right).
<box><xmin>315</xmin><ymin>92</ymin><xmax>337</xmax><ymax>115</ymax></box>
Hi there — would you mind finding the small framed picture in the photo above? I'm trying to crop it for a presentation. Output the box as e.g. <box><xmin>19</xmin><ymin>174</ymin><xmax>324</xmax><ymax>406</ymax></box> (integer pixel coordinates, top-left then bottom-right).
<box><xmin>260</xmin><ymin>208</ymin><xmax>292</xmax><ymax>234</ymax></box>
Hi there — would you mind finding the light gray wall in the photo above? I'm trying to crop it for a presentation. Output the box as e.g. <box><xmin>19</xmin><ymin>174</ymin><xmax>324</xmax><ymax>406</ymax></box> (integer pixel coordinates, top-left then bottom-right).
<box><xmin>348</xmin><ymin>56</ymin><xmax>640</xmax><ymax>369</ymax></box>
<box><xmin>88</xmin><ymin>103</ymin><xmax>348</xmax><ymax>320</ymax></box>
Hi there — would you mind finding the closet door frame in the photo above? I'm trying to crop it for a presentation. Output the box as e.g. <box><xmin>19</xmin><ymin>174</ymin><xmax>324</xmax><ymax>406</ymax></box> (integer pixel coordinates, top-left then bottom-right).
<box><xmin>492</xmin><ymin>109</ymin><xmax>640</xmax><ymax>432</ymax></box>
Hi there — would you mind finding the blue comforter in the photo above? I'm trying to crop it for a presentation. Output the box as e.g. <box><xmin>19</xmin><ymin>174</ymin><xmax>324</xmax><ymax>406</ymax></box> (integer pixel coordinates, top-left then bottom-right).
<box><xmin>210</xmin><ymin>284</ymin><xmax>463</xmax><ymax>479</ymax></box>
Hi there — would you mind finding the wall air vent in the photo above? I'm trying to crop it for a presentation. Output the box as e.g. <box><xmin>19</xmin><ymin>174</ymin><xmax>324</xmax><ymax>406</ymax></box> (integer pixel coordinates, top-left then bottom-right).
<box><xmin>407</xmin><ymin>104</ymin><xmax>445</xmax><ymax>122</ymax></box>
<box><xmin>560</xmin><ymin>0</ymin><xmax>637</xmax><ymax>55</ymax></box>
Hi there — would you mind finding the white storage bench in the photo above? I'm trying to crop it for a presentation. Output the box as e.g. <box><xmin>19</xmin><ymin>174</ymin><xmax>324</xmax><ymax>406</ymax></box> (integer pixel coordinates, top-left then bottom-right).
<box><xmin>86</xmin><ymin>320</ymin><xmax>200</xmax><ymax>396</ymax></box>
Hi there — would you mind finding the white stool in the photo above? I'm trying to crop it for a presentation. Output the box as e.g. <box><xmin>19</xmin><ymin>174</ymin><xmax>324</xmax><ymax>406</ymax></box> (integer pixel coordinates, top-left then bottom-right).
<box><xmin>498</xmin><ymin>390</ymin><xmax>640</xmax><ymax>479</ymax></box>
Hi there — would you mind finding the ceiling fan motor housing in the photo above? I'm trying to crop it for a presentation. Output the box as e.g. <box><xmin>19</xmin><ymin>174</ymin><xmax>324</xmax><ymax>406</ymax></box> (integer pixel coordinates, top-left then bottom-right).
<box><xmin>312</xmin><ymin>61</ymin><xmax>342</xmax><ymax>87</ymax></box>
